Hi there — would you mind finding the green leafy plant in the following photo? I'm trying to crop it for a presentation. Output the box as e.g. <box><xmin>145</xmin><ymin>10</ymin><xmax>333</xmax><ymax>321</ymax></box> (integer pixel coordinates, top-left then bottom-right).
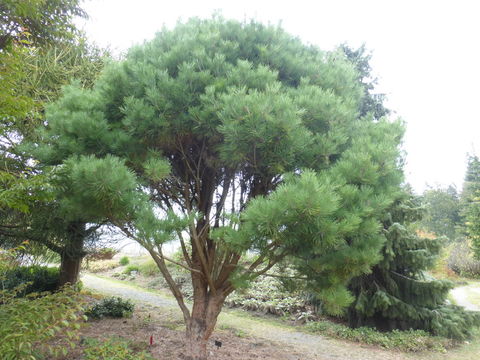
<box><xmin>0</xmin><ymin>285</ymin><xmax>86</xmax><ymax>359</ymax></box>
<box><xmin>85</xmin><ymin>296</ymin><xmax>134</xmax><ymax>319</ymax></box>
<box><xmin>119</xmin><ymin>256</ymin><xmax>130</xmax><ymax>266</ymax></box>
<box><xmin>83</xmin><ymin>336</ymin><xmax>153</xmax><ymax>360</ymax></box>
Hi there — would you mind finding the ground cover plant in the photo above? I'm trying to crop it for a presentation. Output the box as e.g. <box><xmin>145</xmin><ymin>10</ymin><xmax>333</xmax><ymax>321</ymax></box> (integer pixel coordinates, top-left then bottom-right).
<box><xmin>305</xmin><ymin>321</ymin><xmax>454</xmax><ymax>352</ymax></box>
<box><xmin>82</xmin><ymin>336</ymin><xmax>154</xmax><ymax>360</ymax></box>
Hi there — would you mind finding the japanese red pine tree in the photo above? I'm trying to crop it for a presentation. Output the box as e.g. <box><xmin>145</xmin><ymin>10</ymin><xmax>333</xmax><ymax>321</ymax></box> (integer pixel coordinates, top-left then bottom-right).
<box><xmin>37</xmin><ymin>18</ymin><xmax>407</xmax><ymax>359</ymax></box>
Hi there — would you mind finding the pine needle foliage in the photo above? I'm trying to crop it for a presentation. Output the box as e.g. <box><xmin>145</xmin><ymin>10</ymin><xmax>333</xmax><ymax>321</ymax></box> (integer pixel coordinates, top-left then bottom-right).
<box><xmin>36</xmin><ymin>17</ymin><xmax>408</xmax><ymax>357</ymax></box>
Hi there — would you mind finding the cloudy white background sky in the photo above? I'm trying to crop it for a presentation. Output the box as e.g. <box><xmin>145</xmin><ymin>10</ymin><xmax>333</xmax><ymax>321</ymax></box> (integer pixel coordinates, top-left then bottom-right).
<box><xmin>77</xmin><ymin>0</ymin><xmax>480</xmax><ymax>193</ymax></box>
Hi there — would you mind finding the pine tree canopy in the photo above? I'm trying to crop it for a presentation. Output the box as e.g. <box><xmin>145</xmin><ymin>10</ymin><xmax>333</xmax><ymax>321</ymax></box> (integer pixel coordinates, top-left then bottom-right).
<box><xmin>34</xmin><ymin>17</ymin><xmax>408</xmax><ymax>357</ymax></box>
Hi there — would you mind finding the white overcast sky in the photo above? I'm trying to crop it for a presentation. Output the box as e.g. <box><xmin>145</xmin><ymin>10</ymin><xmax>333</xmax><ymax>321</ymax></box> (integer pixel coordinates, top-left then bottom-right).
<box><xmin>78</xmin><ymin>0</ymin><xmax>480</xmax><ymax>194</ymax></box>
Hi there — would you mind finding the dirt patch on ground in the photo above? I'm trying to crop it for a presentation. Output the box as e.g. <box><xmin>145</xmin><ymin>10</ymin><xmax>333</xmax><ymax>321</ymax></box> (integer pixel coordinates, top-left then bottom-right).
<box><xmin>60</xmin><ymin>305</ymin><xmax>306</xmax><ymax>360</ymax></box>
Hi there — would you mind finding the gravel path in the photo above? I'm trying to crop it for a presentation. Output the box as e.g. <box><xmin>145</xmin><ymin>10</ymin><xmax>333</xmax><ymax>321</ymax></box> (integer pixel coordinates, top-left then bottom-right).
<box><xmin>450</xmin><ymin>284</ymin><xmax>480</xmax><ymax>311</ymax></box>
<box><xmin>81</xmin><ymin>273</ymin><xmax>410</xmax><ymax>360</ymax></box>
<box><xmin>82</xmin><ymin>273</ymin><xmax>177</xmax><ymax>308</ymax></box>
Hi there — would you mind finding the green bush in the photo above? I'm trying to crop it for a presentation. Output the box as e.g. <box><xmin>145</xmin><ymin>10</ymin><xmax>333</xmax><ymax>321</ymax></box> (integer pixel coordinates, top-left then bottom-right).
<box><xmin>0</xmin><ymin>286</ymin><xmax>86</xmax><ymax>359</ymax></box>
<box><xmin>83</xmin><ymin>336</ymin><xmax>153</xmax><ymax>360</ymax></box>
<box><xmin>1</xmin><ymin>266</ymin><xmax>60</xmax><ymax>297</ymax></box>
<box><xmin>119</xmin><ymin>256</ymin><xmax>130</xmax><ymax>266</ymax></box>
<box><xmin>87</xmin><ymin>247</ymin><xmax>119</xmax><ymax>261</ymax></box>
<box><xmin>85</xmin><ymin>297</ymin><xmax>134</xmax><ymax>319</ymax></box>
<box><xmin>123</xmin><ymin>264</ymin><xmax>139</xmax><ymax>274</ymax></box>
<box><xmin>305</xmin><ymin>321</ymin><xmax>453</xmax><ymax>352</ymax></box>
<box><xmin>137</xmin><ymin>260</ymin><xmax>160</xmax><ymax>277</ymax></box>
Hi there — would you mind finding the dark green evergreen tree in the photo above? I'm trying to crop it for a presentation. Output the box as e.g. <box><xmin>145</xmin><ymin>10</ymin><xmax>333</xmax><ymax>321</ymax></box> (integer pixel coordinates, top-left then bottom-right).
<box><xmin>461</xmin><ymin>155</ymin><xmax>480</xmax><ymax>259</ymax></box>
<box><xmin>347</xmin><ymin>191</ymin><xmax>479</xmax><ymax>339</ymax></box>
<box><xmin>340</xmin><ymin>44</ymin><xmax>389</xmax><ymax>120</ymax></box>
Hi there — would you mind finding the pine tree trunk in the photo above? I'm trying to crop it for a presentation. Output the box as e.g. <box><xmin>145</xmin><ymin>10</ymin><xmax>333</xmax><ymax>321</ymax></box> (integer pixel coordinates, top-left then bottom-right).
<box><xmin>58</xmin><ymin>221</ymin><xmax>86</xmax><ymax>286</ymax></box>
<box><xmin>185</xmin><ymin>319</ymin><xmax>208</xmax><ymax>360</ymax></box>
<box><xmin>59</xmin><ymin>253</ymin><xmax>83</xmax><ymax>286</ymax></box>
<box><xmin>184</xmin><ymin>294</ymin><xmax>225</xmax><ymax>360</ymax></box>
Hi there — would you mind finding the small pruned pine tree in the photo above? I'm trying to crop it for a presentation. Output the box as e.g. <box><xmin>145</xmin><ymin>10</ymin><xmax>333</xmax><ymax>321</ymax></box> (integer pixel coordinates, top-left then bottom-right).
<box><xmin>37</xmin><ymin>18</ymin><xmax>407</xmax><ymax>359</ymax></box>
<box><xmin>347</xmin><ymin>191</ymin><xmax>480</xmax><ymax>339</ymax></box>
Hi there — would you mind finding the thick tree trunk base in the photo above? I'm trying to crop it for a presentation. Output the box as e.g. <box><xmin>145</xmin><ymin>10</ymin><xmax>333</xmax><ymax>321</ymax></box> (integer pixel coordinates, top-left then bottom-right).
<box><xmin>184</xmin><ymin>337</ymin><xmax>208</xmax><ymax>360</ymax></box>
<box><xmin>184</xmin><ymin>318</ymin><xmax>208</xmax><ymax>360</ymax></box>
<box><xmin>59</xmin><ymin>255</ymin><xmax>82</xmax><ymax>286</ymax></box>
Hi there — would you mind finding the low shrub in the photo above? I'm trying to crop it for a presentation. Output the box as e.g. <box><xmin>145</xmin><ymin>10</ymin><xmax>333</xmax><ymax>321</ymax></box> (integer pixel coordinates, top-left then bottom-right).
<box><xmin>85</xmin><ymin>296</ymin><xmax>134</xmax><ymax>319</ymax></box>
<box><xmin>83</xmin><ymin>336</ymin><xmax>153</xmax><ymax>360</ymax></box>
<box><xmin>119</xmin><ymin>256</ymin><xmax>130</xmax><ymax>266</ymax></box>
<box><xmin>448</xmin><ymin>240</ymin><xmax>480</xmax><ymax>277</ymax></box>
<box><xmin>225</xmin><ymin>276</ymin><xmax>309</xmax><ymax>317</ymax></box>
<box><xmin>138</xmin><ymin>260</ymin><xmax>160</xmax><ymax>277</ymax></box>
<box><xmin>0</xmin><ymin>285</ymin><xmax>86</xmax><ymax>359</ymax></box>
<box><xmin>1</xmin><ymin>266</ymin><xmax>60</xmax><ymax>296</ymax></box>
<box><xmin>86</xmin><ymin>247</ymin><xmax>118</xmax><ymax>261</ymax></box>
<box><xmin>123</xmin><ymin>264</ymin><xmax>140</xmax><ymax>274</ymax></box>
<box><xmin>305</xmin><ymin>321</ymin><xmax>453</xmax><ymax>352</ymax></box>
<box><xmin>86</xmin><ymin>259</ymin><xmax>119</xmax><ymax>273</ymax></box>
